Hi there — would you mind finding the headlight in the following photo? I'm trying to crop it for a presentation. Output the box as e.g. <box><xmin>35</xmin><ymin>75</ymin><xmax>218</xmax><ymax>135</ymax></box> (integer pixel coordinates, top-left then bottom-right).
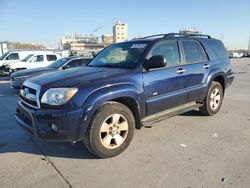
<box><xmin>41</xmin><ymin>88</ymin><xmax>78</xmax><ymax>105</ymax></box>
<box><xmin>15</xmin><ymin>76</ymin><xmax>30</xmax><ymax>81</ymax></box>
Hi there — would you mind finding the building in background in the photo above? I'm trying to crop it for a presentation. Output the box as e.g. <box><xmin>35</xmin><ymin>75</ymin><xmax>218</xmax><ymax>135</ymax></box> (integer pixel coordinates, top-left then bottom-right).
<box><xmin>61</xmin><ymin>33</ymin><xmax>103</xmax><ymax>56</ymax></box>
<box><xmin>113</xmin><ymin>21</ymin><xmax>128</xmax><ymax>43</ymax></box>
<box><xmin>61</xmin><ymin>34</ymin><xmax>98</xmax><ymax>47</ymax></box>
<box><xmin>69</xmin><ymin>43</ymin><xmax>105</xmax><ymax>51</ymax></box>
<box><xmin>102</xmin><ymin>34</ymin><xmax>113</xmax><ymax>45</ymax></box>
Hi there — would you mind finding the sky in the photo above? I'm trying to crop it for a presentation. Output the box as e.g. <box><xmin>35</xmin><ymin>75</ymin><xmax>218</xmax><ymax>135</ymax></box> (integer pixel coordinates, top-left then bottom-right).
<box><xmin>0</xmin><ymin>0</ymin><xmax>249</xmax><ymax>50</ymax></box>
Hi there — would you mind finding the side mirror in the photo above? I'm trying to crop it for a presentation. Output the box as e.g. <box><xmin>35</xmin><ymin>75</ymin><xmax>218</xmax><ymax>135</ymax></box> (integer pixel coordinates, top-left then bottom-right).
<box><xmin>29</xmin><ymin>60</ymin><xmax>32</xmax><ymax>63</ymax></box>
<box><xmin>62</xmin><ymin>65</ymin><xmax>70</xmax><ymax>70</ymax></box>
<box><xmin>145</xmin><ymin>55</ymin><xmax>166</xmax><ymax>70</ymax></box>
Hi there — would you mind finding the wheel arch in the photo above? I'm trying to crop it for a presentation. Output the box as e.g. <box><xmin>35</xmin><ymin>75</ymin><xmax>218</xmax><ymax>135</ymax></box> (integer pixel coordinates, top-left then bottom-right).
<box><xmin>111</xmin><ymin>97</ymin><xmax>142</xmax><ymax>129</ymax></box>
<box><xmin>213</xmin><ymin>75</ymin><xmax>225</xmax><ymax>92</ymax></box>
<box><xmin>206</xmin><ymin>71</ymin><xmax>227</xmax><ymax>93</ymax></box>
<box><xmin>75</xmin><ymin>84</ymin><xmax>144</xmax><ymax>141</ymax></box>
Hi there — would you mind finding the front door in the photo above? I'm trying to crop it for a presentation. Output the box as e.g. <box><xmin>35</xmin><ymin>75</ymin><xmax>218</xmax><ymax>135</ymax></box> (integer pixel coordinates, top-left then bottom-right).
<box><xmin>143</xmin><ymin>40</ymin><xmax>188</xmax><ymax>115</ymax></box>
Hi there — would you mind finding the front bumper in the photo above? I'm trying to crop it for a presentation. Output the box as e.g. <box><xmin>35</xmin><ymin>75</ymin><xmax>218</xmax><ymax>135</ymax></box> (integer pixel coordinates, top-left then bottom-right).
<box><xmin>0</xmin><ymin>65</ymin><xmax>9</xmax><ymax>76</ymax></box>
<box><xmin>15</xmin><ymin>100</ymin><xmax>84</xmax><ymax>142</ymax></box>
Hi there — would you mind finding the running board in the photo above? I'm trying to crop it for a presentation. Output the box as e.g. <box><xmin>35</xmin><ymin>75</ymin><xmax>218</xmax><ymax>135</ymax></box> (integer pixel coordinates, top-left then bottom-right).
<box><xmin>141</xmin><ymin>102</ymin><xmax>203</xmax><ymax>127</ymax></box>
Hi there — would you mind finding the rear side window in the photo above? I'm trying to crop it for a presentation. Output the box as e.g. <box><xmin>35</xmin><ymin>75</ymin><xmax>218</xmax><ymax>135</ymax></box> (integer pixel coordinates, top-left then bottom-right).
<box><xmin>6</xmin><ymin>53</ymin><xmax>19</xmax><ymax>60</ymax></box>
<box><xmin>150</xmin><ymin>40</ymin><xmax>180</xmax><ymax>67</ymax></box>
<box><xmin>46</xmin><ymin>55</ymin><xmax>57</xmax><ymax>61</ymax></box>
<box><xmin>207</xmin><ymin>40</ymin><xmax>228</xmax><ymax>59</ymax></box>
<box><xmin>182</xmin><ymin>40</ymin><xmax>208</xmax><ymax>64</ymax></box>
<box><xmin>81</xmin><ymin>58</ymin><xmax>92</xmax><ymax>66</ymax></box>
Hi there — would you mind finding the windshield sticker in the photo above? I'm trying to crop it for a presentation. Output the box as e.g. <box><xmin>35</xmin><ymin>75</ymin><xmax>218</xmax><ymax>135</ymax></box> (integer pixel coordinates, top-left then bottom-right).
<box><xmin>131</xmin><ymin>44</ymin><xmax>147</xmax><ymax>49</ymax></box>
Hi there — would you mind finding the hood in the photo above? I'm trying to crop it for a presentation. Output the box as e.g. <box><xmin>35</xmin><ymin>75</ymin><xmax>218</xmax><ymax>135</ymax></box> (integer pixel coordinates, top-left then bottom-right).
<box><xmin>12</xmin><ymin>67</ymin><xmax>56</xmax><ymax>77</ymax></box>
<box><xmin>28</xmin><ymin>67</ymin><xmax>132</xmax><ymax>88</ymax></box>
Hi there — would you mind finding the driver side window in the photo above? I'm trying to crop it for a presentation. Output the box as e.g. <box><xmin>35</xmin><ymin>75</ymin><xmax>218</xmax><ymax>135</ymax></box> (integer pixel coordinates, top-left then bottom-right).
<box><xmin>32</xmin><ymin>55</ymin><xmax>44</xmax><ymax>62</ymax></box>
<box><xmin>66</xmin><ymin>59</ymin><xmax>82</xmax><ymax>68</ymax></box>
<box><xmin>149</xmin><ymin>41</ymin><xmax>181</xmax><ymax>67</ymax></box>
<box><xmin>6</xmin><ymin>53</ymin><xmax>19</xmax><ymax>60</ymax></box>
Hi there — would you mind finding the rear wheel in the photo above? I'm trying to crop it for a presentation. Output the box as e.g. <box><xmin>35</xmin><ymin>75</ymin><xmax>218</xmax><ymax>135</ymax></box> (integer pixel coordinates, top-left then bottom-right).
<box><xmin>84</xmin><ymin>102</ymin><xmax>135</xmax><ymax>158</ymax></box>
<box><xmin>200</xmin><ymin>81</ymin><xmax>224</xmax><ymax>116</ymax></box>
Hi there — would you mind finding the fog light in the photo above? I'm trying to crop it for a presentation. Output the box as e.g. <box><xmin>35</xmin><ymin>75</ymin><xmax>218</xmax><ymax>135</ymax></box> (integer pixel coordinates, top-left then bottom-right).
<box><xmin>51</xmin><ymin>123</ymin><xmax>58</xmax><ymax>133</ymax></box>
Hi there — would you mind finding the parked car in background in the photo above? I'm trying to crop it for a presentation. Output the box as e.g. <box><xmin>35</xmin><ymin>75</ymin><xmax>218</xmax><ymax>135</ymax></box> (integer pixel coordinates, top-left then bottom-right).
<box><xmin>5</xmin><ymin>52</ymin><xmax>61</xmax><ymax>74</ymax></box>
<box><xmin>0</xmin><ymin>50</ymin><xmax>59</xmax><ymax>66</ymax></box>
<box><xmin>232</xmin><ymin>52</ymin><xmax>244</xmax><ymax>58</ymax></box>
<box><xmin>0</xmin><ymin>51</ymin><xmax>39</xmax><ymax>75</ymax></box>
<box><xmin>10</xmin><ymin>56</ymin><xmax>92</xmax><ymax>89</ymax></box>
<box><xmin>0</xmin><ymin>51</ymin><xmax>34</xmax><ymax>67</ymax></box>
<box><xmin>15</xmin><ymin>33</ymin><xmax>234</xmax><ymax>158</ymax></box>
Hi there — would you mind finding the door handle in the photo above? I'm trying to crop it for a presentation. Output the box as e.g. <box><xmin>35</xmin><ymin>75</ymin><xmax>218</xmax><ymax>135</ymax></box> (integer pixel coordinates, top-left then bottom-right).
<box><xmin>204</xmin><ymin>64</ymin><xmax>210</xmax><ymax>69</ymax></box>
<box><xmin>177</xmin><ymin>68</ymin><xmax>186</xmax><ymax>74</ymax></box>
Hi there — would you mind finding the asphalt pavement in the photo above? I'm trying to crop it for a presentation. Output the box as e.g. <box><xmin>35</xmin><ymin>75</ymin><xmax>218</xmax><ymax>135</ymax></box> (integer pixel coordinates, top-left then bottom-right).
<box><xmin>0</xmin><ymin>58</ymin><xmax>250</xmax><ymax>188</ymax></box>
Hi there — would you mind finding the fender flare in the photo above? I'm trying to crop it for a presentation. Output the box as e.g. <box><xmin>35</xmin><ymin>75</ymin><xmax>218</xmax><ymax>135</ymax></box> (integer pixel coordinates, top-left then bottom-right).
<box><xmin>205</xmin><ymin>69</ymin><xmax>227</xmax><ymax>93</ymax></box>
<box><xmin>74</xmin><ymin>83</ymin><xmax>144</xmax><ymax>141</ymax></box>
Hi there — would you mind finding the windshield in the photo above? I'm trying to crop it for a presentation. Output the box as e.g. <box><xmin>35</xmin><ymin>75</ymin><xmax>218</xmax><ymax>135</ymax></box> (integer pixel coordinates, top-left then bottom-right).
<box><xmin>48</xmin><ymin>57</ymin><xmax>70</xmax><ymax>68</ymax></box>
<box><xmin>0</xmin><ymin>52</ymin><xmax>10</xmax><ymax>60</ymax></box>
<box><xmin>88</xmin><ymin>42</ymin><xmax>148</xmax><ymax>68</ymax></box>
<box><xmin>21</xmin><ymin>54</ymin><xmax>34</xmax><ymax>62</ymax></box>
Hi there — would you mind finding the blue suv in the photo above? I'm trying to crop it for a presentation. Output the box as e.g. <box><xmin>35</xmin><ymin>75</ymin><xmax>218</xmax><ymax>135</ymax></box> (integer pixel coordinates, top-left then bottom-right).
<box><xmin>15</xmin><ymin>33</ymin><xmax>234</xmax><ymax>158</ymax></box>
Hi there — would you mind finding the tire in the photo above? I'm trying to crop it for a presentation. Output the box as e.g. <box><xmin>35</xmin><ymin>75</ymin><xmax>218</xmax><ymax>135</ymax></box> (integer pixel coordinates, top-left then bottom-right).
<box><xmin>84</xmin><ymin>102</ymin><xmax>135</xmax><ymax>158</ymax></box>
<box><xmin>199</xmin><ymin>81</ymin><xmax>224</xmax><ymax>116</ymax></box>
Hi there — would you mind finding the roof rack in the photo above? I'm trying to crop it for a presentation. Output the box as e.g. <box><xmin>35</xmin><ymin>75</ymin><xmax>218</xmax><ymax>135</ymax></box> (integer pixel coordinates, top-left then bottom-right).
<box><xmin>141</xmin><ymin>33</ymin><xmax>211</xmax><ymax>39</ymax></box>
<box><xmin>164</xmin><ymin>33</ymin><xmax>211</xmax><ymax>38</ymax></box>
<box><xmin>141</xmin><ymin>34</ymin><xmax>167</xmax><ymax>39</ymax></box>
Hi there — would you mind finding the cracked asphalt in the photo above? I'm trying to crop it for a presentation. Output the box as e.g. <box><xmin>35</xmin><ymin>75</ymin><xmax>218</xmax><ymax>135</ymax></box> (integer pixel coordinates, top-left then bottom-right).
<box><xmin>0</xmin><ymin>58</ymin><xmax>250</xmax><ymax>188</ymax></box>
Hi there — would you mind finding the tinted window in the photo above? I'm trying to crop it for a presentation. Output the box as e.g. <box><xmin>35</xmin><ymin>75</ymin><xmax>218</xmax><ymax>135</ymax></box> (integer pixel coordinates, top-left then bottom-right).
<box><xmin>0</xmin><ymin>52</ymin><xmax>10</xmax><ymax>60</ymax></box>
<box><xmin>207</xmin><ymin>40</ymin><xmax>228</xmax><ymax>59</ymax></box>
<box><xmin>46</xmin><ymin>55</ymin><xmax>57</xmax><ymax>61</ymax></box>
<box><xmin>32</xmin><ymin>55</ymin><xmax>44</xmax><ymax>62</ymax></box>
<box><xmin>6</xmin><ymin>53</ymin><xmax>19</xmax><ymax>60</ymax></box>
<box><xmin>81</xmin><ymin>58</ymin><xmax>92</xmax><ymax>66</ymax></box>
<box><xmin>48</xmin><ymin>57</ymin><xmax>71</xmax><ymax>68</ymax></box>
<box><xmin>67</xmin><ymin>59</ymin><xmax>82</xmax><ymax>68</ymax></box>
<box><xmin>198</xmin><ymin>44</ymin><xmax>208</xmax><ymax>62</ymax></box>
<box><xmin>182</xmin><ymin>41</ymin><xmax>201</xmax><ymax>64</ymax></box>
<box><xmin>150</xmin><ymin>41</ymin><xmax>180</xmax><ymax>66</ymax></box>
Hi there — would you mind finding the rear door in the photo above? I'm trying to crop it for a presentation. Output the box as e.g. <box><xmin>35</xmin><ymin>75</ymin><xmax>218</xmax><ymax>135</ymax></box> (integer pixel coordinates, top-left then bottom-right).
<box><xmin>180</xmin><ymin>39</ymin><xmax>210</xmax><ymax>102</ymax></box>
<box><xmin>143</xmin><ymin>40</ymin><xmax>188</xmax><ymax>115</ymax></box>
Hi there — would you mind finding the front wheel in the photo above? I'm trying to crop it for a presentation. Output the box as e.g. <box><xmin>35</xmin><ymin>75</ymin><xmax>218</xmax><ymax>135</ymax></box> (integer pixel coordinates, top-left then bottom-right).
<box><xmin>84</xmin><ymin>102</ymin><xmax>135</xmax><ymax>158</ymax></box>
<box><xmin>199</xmin><ymin>81</ymin><xmax>224</xmax><ymax>116</ymax></box>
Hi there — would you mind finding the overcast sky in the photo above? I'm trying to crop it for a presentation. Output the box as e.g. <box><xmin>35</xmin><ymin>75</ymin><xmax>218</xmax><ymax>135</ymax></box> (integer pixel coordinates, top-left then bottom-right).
<box><xmin>0</xmin><ymin>0</ymin><xmax>249</xmax><ymax>49</ymax></box>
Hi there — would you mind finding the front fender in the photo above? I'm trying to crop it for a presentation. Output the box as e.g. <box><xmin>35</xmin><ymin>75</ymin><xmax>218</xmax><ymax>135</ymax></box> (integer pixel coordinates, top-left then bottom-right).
<box><xmin>74</xmin><ymin>83</ymin><xmax>144</xmax><ymax>141</ymax></box>
<box><xmin>83</xmin><ymin>83</ymin><xmax>142</xmax><ymax>107</ymax></box>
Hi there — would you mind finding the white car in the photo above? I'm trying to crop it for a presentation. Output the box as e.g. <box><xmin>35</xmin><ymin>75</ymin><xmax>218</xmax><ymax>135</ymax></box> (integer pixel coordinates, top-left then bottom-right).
<box><xmin>7</xmin><ymin>52</ymin><xmax>61</xmax><ymax>73</ymax></box>
<box><xmin>0</xmin><ymin>51</ymin><xmax>35</xmax><ymax>67</ymax></box>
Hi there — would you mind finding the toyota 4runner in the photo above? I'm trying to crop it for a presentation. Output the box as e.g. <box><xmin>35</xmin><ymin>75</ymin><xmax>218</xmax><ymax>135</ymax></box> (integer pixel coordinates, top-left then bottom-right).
<box><xmin>15</xmin><ymin>33</ymin><xmax>234</xmax><ymax>158</ymax></box>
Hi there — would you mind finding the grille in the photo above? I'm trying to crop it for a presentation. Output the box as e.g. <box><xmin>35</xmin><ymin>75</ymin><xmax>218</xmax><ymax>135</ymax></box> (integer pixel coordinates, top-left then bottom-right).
<box><xmin>19</xmin><ymin>82</ymin><xmax>41</xmax><ymax>109</ymax></box>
